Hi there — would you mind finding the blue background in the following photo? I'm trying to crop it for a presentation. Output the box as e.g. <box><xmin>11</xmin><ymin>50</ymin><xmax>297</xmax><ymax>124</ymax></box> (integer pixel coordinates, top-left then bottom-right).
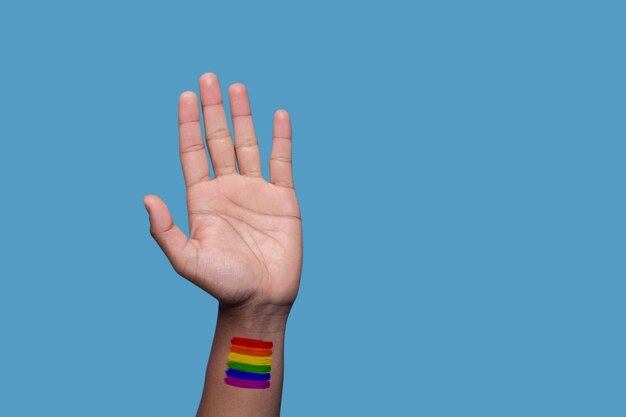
<box><xmin>1</xmin><ymin>1</ymin><xmax>624</xmax><ymax>416</ymax></box>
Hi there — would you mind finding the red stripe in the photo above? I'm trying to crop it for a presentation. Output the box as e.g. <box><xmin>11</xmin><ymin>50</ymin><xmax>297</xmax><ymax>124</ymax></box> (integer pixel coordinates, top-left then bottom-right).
<box><xmin>231</xmin><ymin>337</ymin><xmax>273</xmax><ymax>349</ymax></box>
<box><xmin>230</xmin><ymin>345</ymin><xmax>273</xmax><ymax>356</ymax></box>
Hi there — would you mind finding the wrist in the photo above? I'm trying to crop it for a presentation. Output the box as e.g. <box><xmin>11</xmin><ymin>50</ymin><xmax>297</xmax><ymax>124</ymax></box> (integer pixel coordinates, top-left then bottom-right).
<box><xmin>217</xmin><ymin>303</ymin><xmax>290</xmax><ymax>336</ymax></box>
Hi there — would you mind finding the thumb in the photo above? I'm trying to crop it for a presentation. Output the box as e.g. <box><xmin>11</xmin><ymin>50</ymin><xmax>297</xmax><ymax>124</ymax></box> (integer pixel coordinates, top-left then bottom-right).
<box><xmin>144</xmin><ymin>194</ymin><xmax>192</xmax><ymax>274</ymax></box>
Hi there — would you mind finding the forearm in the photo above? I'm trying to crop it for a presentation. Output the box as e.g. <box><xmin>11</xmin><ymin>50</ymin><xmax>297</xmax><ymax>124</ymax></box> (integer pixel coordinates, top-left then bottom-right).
<box><xmin>196</xmin><ymin>304</ymin><xmax>291</xmax><ymax>417</ymax></box>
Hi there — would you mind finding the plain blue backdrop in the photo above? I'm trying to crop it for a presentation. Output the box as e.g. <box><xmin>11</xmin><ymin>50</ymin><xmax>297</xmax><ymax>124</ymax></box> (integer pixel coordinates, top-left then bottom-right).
<box><xmin>1</xmin><ymin>0</ymin><xmax>624</xmax><ymax>416</ymax></box>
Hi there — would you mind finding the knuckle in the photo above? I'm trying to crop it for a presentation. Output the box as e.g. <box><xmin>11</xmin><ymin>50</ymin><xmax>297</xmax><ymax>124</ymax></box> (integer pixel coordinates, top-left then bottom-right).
<box><xmin>215</xmin><ymin>165</ymin><xmax>237</xmax><ymax>175</ymax></box>
<box><xmin>242</xmin><ymin>169</ymin><xmax>263</xmax><ymax>177</ymax></box>
<box><xmin>270</xmin><ymin>156</ymin><xmax>292</xmax><ymax>164</ymax></box>
<box><xmin>272</xmin><ymin>179</ymin><xmax>294</xmax><ymax>189</ymax></box>
<box><xmin>235</xmin><ymin>140</ymin><xmax>258</xmax><ymax>150</ymax></box>
<box><xmin>206</xmin><ymin>127</ymin><xmax>231</xmax><ymax>142</ymax></box>
<box><xmin>180</xmin><ymin>143</ymin><xmax>205</xmax><ymax>154</ymax></box>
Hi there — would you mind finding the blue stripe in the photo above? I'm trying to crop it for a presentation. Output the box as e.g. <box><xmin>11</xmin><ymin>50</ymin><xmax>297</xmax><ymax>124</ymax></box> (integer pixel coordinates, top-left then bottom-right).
<box><xmin>226</xmin><ymin>368</ymin><xmax>271</xmax><ymax>381</ymax></box>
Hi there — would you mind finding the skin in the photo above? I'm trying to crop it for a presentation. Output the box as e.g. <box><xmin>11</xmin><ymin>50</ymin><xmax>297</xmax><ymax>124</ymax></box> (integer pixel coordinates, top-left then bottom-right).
<box><xmin>144</xmin><ymin>73</ymin><xmax>302</xmax><ymax>417</ymax></box>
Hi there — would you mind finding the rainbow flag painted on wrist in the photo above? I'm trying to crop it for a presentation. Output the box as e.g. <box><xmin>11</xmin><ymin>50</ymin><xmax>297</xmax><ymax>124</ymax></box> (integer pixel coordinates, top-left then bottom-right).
<box><xmin>224</xmin><ymin>337</ymin><xmax>273</xmax><ymax>389</ymax></box>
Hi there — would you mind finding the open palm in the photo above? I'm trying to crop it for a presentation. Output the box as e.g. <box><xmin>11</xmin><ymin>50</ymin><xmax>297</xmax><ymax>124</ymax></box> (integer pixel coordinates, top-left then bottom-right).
<box><xmin>144</xmin><ymin>73</ymin><xmax>302</xmax><ymax>309</ymax></box>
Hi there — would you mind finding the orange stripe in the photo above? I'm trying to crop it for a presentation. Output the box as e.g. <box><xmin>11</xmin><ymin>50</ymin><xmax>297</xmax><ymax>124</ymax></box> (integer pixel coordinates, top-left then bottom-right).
<box><xmin>230</xmin><ymin>345</ymin><xmax>273</xmax><ymax>357</ymax></box>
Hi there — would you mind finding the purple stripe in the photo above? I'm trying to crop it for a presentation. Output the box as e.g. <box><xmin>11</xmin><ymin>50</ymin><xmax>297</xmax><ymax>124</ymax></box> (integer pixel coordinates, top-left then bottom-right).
<box><xmin>224</xmin><ymin>377</ymin><xmax>271</xmax><ymax>389</ymax></box>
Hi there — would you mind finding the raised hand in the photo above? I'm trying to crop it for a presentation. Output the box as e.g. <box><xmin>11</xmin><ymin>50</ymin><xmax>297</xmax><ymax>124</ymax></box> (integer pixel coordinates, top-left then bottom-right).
<box><xmin>144</xmin><ymin>73</ymin><xmax>302</xmax><ymax>312</ymax></box>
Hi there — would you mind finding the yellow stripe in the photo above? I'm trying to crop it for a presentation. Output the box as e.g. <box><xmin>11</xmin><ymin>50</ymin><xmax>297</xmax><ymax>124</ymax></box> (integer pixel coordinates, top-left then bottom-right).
<box><xmin>228</xmin><ymin>352</ymin><xmax>272</xmax><ymax>366</ymax></box>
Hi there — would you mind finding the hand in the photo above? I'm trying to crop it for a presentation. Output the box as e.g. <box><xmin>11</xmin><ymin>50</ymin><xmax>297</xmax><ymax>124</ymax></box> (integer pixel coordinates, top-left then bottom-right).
<box><xmin>144</xmin><ymin>73</ymin><xmax>302</xmax><ymax>315</ymax></box>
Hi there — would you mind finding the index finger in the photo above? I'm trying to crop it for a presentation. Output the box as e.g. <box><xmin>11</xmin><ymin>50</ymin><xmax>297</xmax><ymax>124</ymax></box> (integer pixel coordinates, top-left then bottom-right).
<box><xmin>178</xmin><ymin>91</ymin><xmax>210</xmax><ymax>188</ymax></box>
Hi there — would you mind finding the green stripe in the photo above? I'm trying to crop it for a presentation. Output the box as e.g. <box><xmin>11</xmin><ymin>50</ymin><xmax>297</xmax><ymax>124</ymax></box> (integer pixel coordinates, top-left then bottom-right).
<box><xmin>227</xmin><ymin>361</ymin><xmax>271</xmax><ymax>374</ymax></box>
